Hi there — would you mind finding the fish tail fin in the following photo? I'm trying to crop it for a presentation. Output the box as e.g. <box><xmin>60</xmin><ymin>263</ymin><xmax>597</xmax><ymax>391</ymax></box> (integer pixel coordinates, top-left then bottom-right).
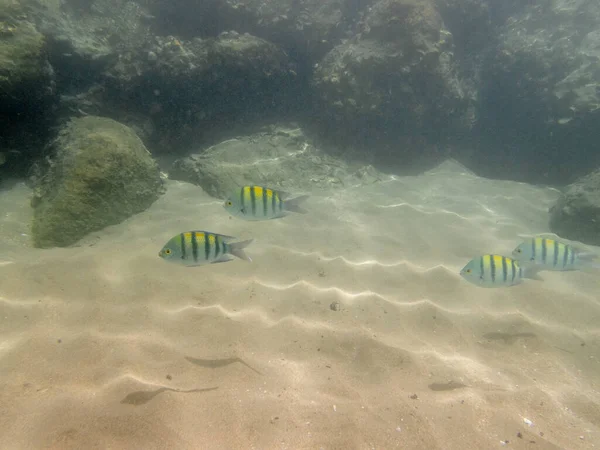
<box><xmin>229</xmin><ymin>239</ymin><xmax>254</xmax><ymax>262</ymax></box>
<box><xmin>284</xmin><ymin>195</ymin><xmax>309</xmax><ymax>214</ymax></box>
<box><xmin>578</xmin><ymin>252</ymin><xmax>598</xmax><ymax>261</ymax></box>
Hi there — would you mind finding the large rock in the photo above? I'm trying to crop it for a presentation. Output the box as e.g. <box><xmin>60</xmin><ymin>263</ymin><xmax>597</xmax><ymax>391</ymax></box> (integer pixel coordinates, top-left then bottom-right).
<box><xmin>0</xmin><ymin>1</ymin><xmax>57</xmax><ymax>173</ymax></box>
<box><xmin>29</xmin><ymin>0</ymin><xmax>153</xmax><ymax>77</ymax></box>
<box><xmin>0</xmin><ymin>7</ymin><xmax>50</xmax><ymax>101</ymax></box>
<box><xmin>146</xmin><ymin>0</ymin><xmax>365</xmax><ymax>62</ymax></box>
<box><xmin>476</xmin><ymin>0</ymin><xmax>600</xmax><ymax>183</ymax></box>
<box><xmin>104</xmin><ymin>31</ymin><xmax>297</xmax><ymax>153</ymax></box>
<box><xmin>486</xmin><ymin>0</ymin><xmax>600</xmax><ymax>122</ymax></box>
<box><xmin>169</xmin><ymin>125</ymin><xmax>384</xmax><ymax>199</ymax></box>
<box><xmin>312</xmin><ymin>0</ymin><xmax>475</xmax><ymax>139</ymax></box>
<box><xmin>549</xmin><ymin>168</ymin><xmax>600</xmax><ymax>246</ymax></box>
<box><xmin>1</xmin><ymin>0</ymin><xmax>154</xmax><ymax>174</ymax></box>
<box><xmin>31</xmin><ymin>116</ymin><xmax>164</xmax><ymax>248</ymax></box>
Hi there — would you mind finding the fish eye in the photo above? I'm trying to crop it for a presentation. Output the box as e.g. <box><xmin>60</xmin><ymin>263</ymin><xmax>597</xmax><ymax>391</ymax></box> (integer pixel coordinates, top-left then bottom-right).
<box><xmin>465</xmin><ymin>269</ymin><xmax>472</xmax><ymax>274</ymax></box>
<box><xmin>226</xmin><ymin>201</ymin><xmax>232</xmax><ymax>206</ymax></box>
<box><xmin>164</xmin><ymin>248</ymin><xmax>171</xmax><ymax>255</ymax></box>
<box><xmin>516</xmin><ymin>249</ymin><xmax>522</xmax><ymax>253</ymax></box>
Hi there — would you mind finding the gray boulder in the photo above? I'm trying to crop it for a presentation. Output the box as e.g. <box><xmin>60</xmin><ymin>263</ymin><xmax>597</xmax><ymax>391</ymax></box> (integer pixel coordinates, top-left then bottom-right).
<box><xmin>471</xmin><ymin>0</ymin><xmax>600</xmax><ymax>183</ymax></box>
<box><xmin>0</xmin><ymin>4</ymin><xmax>52</xmax><ymax>102</ymax></box>
<box><xmin>169</xmin><ymin>125</ymin><xmax>384</xmax><ymax>199</ymax></box>
<box><xmin>104</xmin><ymin>31</ymin><xmax>297</xmax><ymax>152</ymax></box>
<box><xmin>31</xmin><ymin>116</ymin><xmax>164</xmax><ymax>248</ymax></box>
<box><xmin>549</xmin><ymin>168</ymin><xmax>600</xmax><ymax>246</ymax></box>
<box><xmin>0</xmin><ymin>1</ymin><xmax>56</xmax><ymax>172</ymax></box>
<box><xmin>488</xmin><ymin>0</ymin><xmax>600</xmax><ymax>121</ymax></box>
<box><xmin>312</xmin><ymin>0</ymin><xmax>475</xmax><ymax>136</ymax></box>
<box><xmin>107</xmin><ymin>31</ymin><xmax>293</xmax><ymax>94</ymax></box>
<box><xmin>29</xmin><ymin>0</ymin><xmax>153</xmax><ymax>69</ymax></box>
<box><xmin>146</xmin><ymin>0</ymin><xmax>364</xmax><ymax>60</ymax></box>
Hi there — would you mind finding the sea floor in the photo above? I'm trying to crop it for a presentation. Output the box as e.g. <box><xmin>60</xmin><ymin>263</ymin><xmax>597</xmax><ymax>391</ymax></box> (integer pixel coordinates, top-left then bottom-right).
<box><xmin>0</xmin><ymin>160</ymin><xmax>598</xmax><ymax>449</ymax></box>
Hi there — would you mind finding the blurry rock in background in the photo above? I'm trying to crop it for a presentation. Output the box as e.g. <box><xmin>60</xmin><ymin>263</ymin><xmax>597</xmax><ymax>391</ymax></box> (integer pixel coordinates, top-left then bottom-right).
<box><xmin>0</xmin><ymin>0</ymin><xmax>56</xmax><ymax>175</ymax></box>
<box><xmin>475</xmin><ymin>0</ymin><xmax>600</xmax><ymax>184</ymax></box>
<box><xmin>550</xmin><ymin>168</ymin><xmax>600</xmax><ymax>246</ymax></box>
<box><xmin>312</xmin><ymin>0</ymin><xmax>476</xmax><ymax>148</ymax></box>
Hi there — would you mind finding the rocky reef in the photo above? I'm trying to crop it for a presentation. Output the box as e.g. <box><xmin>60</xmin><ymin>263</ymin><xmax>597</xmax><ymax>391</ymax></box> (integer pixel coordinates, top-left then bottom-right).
<box><xmin>1</xmin><ymin>0</ymin><xmax>600</xmax><ymax>245</ymax></box>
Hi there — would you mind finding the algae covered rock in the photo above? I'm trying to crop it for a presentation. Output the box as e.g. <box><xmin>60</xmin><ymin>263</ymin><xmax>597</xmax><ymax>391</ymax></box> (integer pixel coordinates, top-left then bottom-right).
<box><xmin>549</xmin><ymin>168</ymin><xmax>600</xmax><ymax>246</ymax></box>
<box><xmin>0</xmin><ymin>1</ymin><xmax>51</xmax><ymax>102</ymax></box>
<box><xmin>31</xmin><ymin>116</ymin><xmax>164</xmax><ymax>248</ymax></box>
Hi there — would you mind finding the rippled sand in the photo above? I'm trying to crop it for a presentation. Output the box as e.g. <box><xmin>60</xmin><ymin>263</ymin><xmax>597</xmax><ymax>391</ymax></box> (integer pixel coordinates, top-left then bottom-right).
<box><xmin>1</xmin><ymin>160</ymin><xmax>599</xmax><ymax>449</ymax></box>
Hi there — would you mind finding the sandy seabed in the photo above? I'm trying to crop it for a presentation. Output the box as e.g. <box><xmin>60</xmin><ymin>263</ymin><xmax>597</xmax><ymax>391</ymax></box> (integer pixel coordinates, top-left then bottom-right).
<box><xmin>0</xmin><ymin>160</ymin><xmax>598</xmax><ymax>450</ymax></box>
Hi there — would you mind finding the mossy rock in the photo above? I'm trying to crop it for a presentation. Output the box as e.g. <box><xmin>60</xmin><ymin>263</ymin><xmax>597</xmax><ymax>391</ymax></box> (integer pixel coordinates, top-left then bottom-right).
<box><xmin>31</xmin><ymin>116</ymin><xmax>164</xmax><ymax>248</ymax></box>
<box><xmin>0</xmin><ymin>1</ymin><xmax>47</xmax><ymax>94</ymax></box>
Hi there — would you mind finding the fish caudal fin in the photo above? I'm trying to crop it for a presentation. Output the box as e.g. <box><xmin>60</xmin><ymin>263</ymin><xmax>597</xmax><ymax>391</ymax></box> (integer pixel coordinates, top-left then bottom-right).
<box><xmin>229</xmin><ymin>239</ymin><xmax>254</xmax><ymax>262</ymax></box>
<box><xmin>578</xmin><ymin>252</ymin><xmax>598</xmax><ymax>261</ymax></box>
<box><xmin>284</xmin><ymin>195</ymin><xmax>309</xmax><ymax>214</ymax></box>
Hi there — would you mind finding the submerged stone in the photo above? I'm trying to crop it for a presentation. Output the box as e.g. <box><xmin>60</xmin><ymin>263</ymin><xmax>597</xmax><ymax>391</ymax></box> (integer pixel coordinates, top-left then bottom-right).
<box><xmin>549</xmin><ymin>168</ymin><xmax>600</xmax><ymax>246</ymax></box>
<box><xmin>31</xmin><ymin>116</ymin><xmax>164</xmax><ymax>248</ymax></box>
<box><xmin>169</xmin><ymin>125</ymin><xmax>384</xmax><ymax>199</ymax></box>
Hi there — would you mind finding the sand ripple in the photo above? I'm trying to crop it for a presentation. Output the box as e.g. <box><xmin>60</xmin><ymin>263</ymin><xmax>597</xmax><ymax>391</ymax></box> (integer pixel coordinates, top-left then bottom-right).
<box><xmin>0</xmin><ymin>162</ymin><xmax>599</xmax><ymax>449</ymax></box>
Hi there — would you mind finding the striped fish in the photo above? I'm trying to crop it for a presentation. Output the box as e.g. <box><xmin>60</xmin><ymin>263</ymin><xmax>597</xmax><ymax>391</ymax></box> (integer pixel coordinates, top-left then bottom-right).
<box><xmin>158</xmin><ymin>231</ymin><xmax>253</xmax><ymax>266</ymax></box>
<box><xmin>223</xmin><ymin>185</ymin><xmax>309</xmax><ymax>221</ymax></box>
<box><xmin>512</xmin><ymin>237</ymin><xmax>598</xmax><ymax>271</ymax></box>
<box><xmin>460</xmin><ymin>254</ymin><xmax>532</xmax><ymax>288</ymax></box>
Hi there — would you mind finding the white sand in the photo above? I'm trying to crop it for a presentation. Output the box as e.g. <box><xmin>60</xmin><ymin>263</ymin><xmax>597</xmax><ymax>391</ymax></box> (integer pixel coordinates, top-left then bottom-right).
<box><xmin>0</xmin><ymin>160</ymin><xmax>599</xmax><ymax>449</ymax></box>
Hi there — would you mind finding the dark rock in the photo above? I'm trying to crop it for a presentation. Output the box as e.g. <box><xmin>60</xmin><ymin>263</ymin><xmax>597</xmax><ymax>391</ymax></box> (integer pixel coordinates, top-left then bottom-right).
<box><xmin>28</xmin><ymin>0</ymin><xmax>153</xmax><ymax>90</ymax></box>
<box><xmin>312</xmin><ymin>0</ymin><xmax>475</xmax><ymax>143</ymax></box>
<box><xmin>476</xmin><ymin>0</ymin><xmax>600</xmax><ymax>183</ymax></box>
<box><xmin>0</xmin><ymin>10</ymin><xmax>51</xmax><ymax>101</ymax></box>
<box><xmin>146</xmin><ymin>0</ymin><xmax>368</xmax><ymax>62</ymax></box>
<box><xmin>549</xmin><ymin>168</ymin><xmax>600</xmax><ymax>246</ymax></box>
<box><xmin>433</xmin><ymin>0</ymin><xmax>492</xmax><ymax>57</ymax></box>
<box><xmin>31</xmin><ymin>116</ymin><xmax>164</xmax><ymax>248</ymax></box>
<box><xmin>487</xmin><ymin>0</ymin><xmax>600</xmax><ymax>122</ymax></box>
<box><xmin>0</xmin><ymin>1</ymin><xmax>56</xmax><ymax>175</ymax></box>
<box><xmin>169</xmin><ymin>124</ymin><xmax>384</xmax><ymax>199</ymax></box>
<box><xmin>104</xmin><ymin>32</ymin><xmax>298</xmax><ymax>153</ymax></box>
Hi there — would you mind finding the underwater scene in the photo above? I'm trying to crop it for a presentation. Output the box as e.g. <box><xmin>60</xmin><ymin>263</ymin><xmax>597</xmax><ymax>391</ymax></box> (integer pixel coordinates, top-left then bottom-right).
<box><xmin>1</xmin><ymin>0</ymin><xmax>600</xmax><ymax>449</ymax></box>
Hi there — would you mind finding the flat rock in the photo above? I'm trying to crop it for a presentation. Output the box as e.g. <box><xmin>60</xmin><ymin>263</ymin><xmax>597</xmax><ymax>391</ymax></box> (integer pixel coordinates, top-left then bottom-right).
<box><xmin>169</xmin><ymin>125</ymin><xmax>385</xmax><ymax>199</ymax></box>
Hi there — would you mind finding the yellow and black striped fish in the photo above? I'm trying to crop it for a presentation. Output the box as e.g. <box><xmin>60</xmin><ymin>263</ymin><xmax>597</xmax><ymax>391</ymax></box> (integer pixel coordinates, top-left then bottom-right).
<box><xmin>512</xmin><ymin>237</ymin><xmax>598</xmax><ymax>271</ymax></box>
<box><xmin>460</xmin><ymin>254</ymin><xmax>529</xmax><ymax>288</ymax></box>
<box><xmin>223</xmin><ymin>185</ymin><xmax>308</xmax><ymax>221</ymax></box>
<box><xmin>158</xmin><ymin>231</ymin><xmax>253</xmax><ymax>266</ymax></box>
